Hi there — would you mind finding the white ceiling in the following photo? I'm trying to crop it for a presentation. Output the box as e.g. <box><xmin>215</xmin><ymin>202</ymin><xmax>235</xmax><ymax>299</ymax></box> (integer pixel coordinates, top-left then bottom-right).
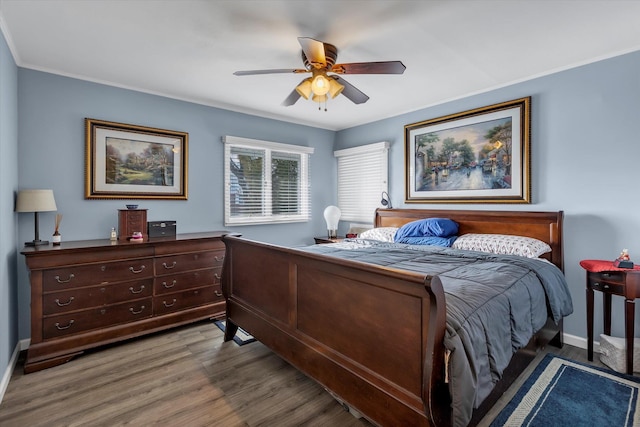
<box><xmin>1</xmin><ymin>0</ymin><xmax>639</xmax><ymax>131</ymax></box>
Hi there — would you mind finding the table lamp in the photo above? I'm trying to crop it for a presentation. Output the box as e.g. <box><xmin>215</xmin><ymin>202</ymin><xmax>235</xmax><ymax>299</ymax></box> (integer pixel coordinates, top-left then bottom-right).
<box><xmin>16</xmin><ymin>189</ymin><xmax>57</xmax><ymax>246</ymax></box>
<box><xmin>323</xmin><ymin>205</ymin><xmax>341</xmax><ymax>239</ymax></box>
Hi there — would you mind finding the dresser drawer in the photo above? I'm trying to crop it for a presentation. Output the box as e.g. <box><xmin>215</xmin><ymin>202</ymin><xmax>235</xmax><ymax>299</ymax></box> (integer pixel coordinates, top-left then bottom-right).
<box><xmin>153</xmin><ymin>286</ymin><xmax>220</xmax><ymax>315</ymax></box>
<box><xmin>43</xmin><ymin>258</ymin><xmax>154</xmax><ymax>291</ymax></box>
<box><xmin>154</xmin><ymin>269</ymin><xmax>217</xmax><ymax>295</ymax></box>
<box><xmin>155</xmin><ymin>250</ymin><xmax>224</xmax><ymax>276</ymax></box>
<box><xmin>43</xmin><ymin>298</ymin><xmax>152</xmax><ymax>339</ymax></box>
<box><xmin>43</xmin><ymin>278</ymin><xmax>153</xmax><ymax>315</ymax></box>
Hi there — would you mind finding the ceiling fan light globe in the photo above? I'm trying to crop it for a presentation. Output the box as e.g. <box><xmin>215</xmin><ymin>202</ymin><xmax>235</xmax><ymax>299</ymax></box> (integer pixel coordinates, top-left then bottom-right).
<box><xmin>312</xmin><ymin>94</ymin><xmax>328</xmax><ymax>103</ymax></box>
<box><xmin>328</xmin><ymin>78</ymin><xmax>344</xmax><ymax>99</ymax></box>
<box><xmin>295</xmin><ymin>79</ymin><xmax>312</xmax><ymax>99</ymax></box>
<box><xmin>311</xmin><ymin>74</ymin><xmax>330</xmax><ymax>96</ymax></box>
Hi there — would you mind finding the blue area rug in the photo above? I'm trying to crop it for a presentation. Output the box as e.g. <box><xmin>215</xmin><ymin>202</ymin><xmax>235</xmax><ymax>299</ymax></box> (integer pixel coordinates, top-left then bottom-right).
<box><xmin>490</xmin><ymin>353</ymin><xmax>640</xmax><ymax>426</ymax></box>
<box><xmin>214</xmin><ymin>320</ymin><xmax>256</xmax><ymax>346</ymax></box>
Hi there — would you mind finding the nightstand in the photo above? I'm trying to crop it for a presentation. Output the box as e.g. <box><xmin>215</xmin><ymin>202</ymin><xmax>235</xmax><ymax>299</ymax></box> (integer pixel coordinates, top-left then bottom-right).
<box><xmin>314</xmin><ymin>236</ymin><xmax>345</xmax><ymax>244</ymax></box>
<box><xmin>581</xmin><ymin>259</ymin><xmax>640</xmax><ymax>374</ymax></box>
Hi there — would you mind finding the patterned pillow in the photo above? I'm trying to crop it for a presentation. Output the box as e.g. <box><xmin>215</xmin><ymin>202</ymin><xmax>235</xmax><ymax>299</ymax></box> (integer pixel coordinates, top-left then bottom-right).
<box><xmin>358</xmin><ymin>227</ymin><xmax>398</xmax><ymax>242</ymax></box>
<box><xmin>452</xmin><ymin>233</ymin><xmax>551</xmax><ymax>258</ymax></box>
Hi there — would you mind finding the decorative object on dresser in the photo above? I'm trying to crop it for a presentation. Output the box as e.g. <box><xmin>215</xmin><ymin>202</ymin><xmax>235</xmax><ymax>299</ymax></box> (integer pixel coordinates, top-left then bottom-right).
<box><xmin>580</xmin><ymin>259</ymin><xmax>640</xmax><ymax>374</ymax></box>
<box><xmin>148</xmin><ymin>220</ymin><xmax>177</xmax><ymax>238</ymax></box>
<box><xmin>84</xmin><ymin>118</ymin><xmax>188</xmax><ymax>200</ymax></box>
<box><xmin>52</xmin><ymin>213</ymin><xmax>63</xmax><ymax>245</ymax></box>
<box><xmin>21</xmin><ymin>231</ymin><xmax>228</xmax><ymax>373</ymax></box>
<box><xmin>15</xmin><ymin>189</ymin><xmax>58</xmax><ymax>246</ymax></box>
<box><xmin>118</xmin><ymin>208</ymin><xmax>147</xmax><ymax>241</ymax></box>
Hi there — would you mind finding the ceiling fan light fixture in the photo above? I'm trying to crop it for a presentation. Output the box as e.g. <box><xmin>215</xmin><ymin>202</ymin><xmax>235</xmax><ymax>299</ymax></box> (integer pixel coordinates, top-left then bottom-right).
<box><xmin>328</xmin><ymin>78</ymin><xmax>344</xmax><ymax>99</ymax></box>
<box><xmin>311</xmin><ymin>73</ymin><xmax>330</xmax><ymax>96</ymax></box>
<box><xmin>295</xmin><ymin>79</ymin><xmax>312</xmax><ymax>99</ymax></box>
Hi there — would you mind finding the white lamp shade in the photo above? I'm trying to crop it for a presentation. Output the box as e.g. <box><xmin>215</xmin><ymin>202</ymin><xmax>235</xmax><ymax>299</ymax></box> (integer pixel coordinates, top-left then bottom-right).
<box><xmin>323</xmin><ymin>205</ymin><xmax>341</xmax><ymax>230</ymax></box>
<box><xmin>16</xmin><ymin>189</ymin><xmax>57</xmax><ymax>212</ymax></box>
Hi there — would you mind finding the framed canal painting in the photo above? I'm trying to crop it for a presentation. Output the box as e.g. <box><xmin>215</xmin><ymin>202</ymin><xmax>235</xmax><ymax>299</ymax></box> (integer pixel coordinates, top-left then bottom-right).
<box><xmin>85</xmin><ymin>118</ymin><xmax>188</xmax><ymax>200</ymax></box>
<box><xmin>404</xmin><ymin>97</ymin><xmax>530</xmax><ymax>203</ymax></box>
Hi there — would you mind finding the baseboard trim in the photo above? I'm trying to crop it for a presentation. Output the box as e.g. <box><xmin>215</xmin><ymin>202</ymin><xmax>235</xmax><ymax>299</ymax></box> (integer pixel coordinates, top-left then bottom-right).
<box><xmin>0</xmin><ymin>340</ymin><xmax>23</xmax><ymax>406</ymax></box>
<box><xmin>563</xmin><ymin>331</ymin><xmax>600</xmax><ymax>353</ymax></box>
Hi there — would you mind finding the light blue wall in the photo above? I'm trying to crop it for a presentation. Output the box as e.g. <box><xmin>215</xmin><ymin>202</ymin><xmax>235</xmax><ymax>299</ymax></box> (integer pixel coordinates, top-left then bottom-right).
<box><xmin>0</xmin><ymin>29</ymin><xmax>18</xmax><ymax>377</ymax></box>
<box><xmin>335</xmin><ymin>50</ymin><xmax>640</xmax><ymax>342</ymax></box>
<box><xmin>16</xmin><ymin>69</ymin><xmax>337</xmax><ymax>339</ymax></box>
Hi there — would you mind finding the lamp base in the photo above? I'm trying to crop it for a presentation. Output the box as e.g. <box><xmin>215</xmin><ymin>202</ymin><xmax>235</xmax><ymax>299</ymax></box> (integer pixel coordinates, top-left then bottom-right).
<box><xmin>25</xmin><ymin>240</ymin><xmax>49</xmax><ymax>247</ymax></box>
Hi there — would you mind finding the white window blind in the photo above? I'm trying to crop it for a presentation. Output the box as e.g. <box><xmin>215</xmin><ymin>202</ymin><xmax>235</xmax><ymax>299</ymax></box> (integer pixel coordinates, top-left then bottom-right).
<box><xmin>223</xmin><ymin>135</ymin><xmax>314</xmax><ymax>226</ymax></box>
<box><xmin>335</xmin><ymin>141</ymin><xmax>389</xmax><ymax>223</ymax></box>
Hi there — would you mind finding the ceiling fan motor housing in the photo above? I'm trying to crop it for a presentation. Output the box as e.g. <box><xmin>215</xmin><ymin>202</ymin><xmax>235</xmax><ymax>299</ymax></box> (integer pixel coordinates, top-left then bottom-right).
<box><xmin>302</xmin><ymin>42</ymin><xmax>338</xmax><ymax>70</ymax></box>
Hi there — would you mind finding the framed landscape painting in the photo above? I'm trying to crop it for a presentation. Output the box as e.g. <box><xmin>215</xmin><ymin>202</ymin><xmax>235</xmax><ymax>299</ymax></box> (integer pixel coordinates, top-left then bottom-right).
<box><xmin>85</xmin><ymin>118</ymin><xmax>188</xmax><ymax>200</ymax></box>
<box><xmin>404</xmin><ymin>97</ymin><xmax>531</xmax><ymax>203</ymax></box>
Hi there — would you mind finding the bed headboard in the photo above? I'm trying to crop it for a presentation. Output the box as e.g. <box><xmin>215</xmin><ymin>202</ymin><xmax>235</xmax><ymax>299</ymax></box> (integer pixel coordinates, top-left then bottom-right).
<box><xmin>374</xmin><ymin>208</ymin><xmax>564</xmax><ymax>271</ymax></box>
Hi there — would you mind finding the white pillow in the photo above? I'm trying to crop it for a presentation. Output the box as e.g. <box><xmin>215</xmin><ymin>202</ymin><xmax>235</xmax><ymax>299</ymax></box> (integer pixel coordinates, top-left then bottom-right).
<box><xmin>452</xmin><ymin>233</ymin><xmax>551</xmax><ymax>258</ymax></box>
<box><xmin>358</xmin><ymin>227</ymin><xmax>398</xmax><ymax>243</ymax></box>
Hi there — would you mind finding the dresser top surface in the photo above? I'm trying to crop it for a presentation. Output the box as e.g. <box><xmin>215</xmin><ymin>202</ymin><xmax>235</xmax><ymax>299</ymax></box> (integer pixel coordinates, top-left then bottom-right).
<box><xmin>21</xmin><ymin>231</ymin><xmax>229</xmax><ymax>256</ymax></box>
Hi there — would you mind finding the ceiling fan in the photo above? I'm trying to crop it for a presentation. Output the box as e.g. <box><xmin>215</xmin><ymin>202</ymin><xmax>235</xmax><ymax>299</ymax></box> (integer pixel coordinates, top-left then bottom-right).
<box><xmin>233</xmin><ymin>37</ymin><xmax>406</xmax><ymax>109</ymax></box>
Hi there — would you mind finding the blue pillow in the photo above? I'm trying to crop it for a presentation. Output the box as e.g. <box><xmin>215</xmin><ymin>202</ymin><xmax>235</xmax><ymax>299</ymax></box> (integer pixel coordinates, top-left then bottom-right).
<box><xmin>395</xmin><ymin>235</ymin><xmax>458</xmax><ymax>247</ymax></box>
<box><xmin>394</xmin><ymin>218</ymin><xmax>459</xmax><ymax>239</ymax></box>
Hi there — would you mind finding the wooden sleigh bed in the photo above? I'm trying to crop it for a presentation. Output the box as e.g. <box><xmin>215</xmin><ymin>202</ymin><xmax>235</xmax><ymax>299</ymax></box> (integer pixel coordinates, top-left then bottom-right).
<box><xmin>221</xmin><ymin>209</ymin><xmax>567</xmax><ymax>426</ymax></box>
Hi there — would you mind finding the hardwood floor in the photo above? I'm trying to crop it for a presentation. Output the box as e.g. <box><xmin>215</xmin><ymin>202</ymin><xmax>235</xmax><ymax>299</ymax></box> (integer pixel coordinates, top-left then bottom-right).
<box><xmin>0</xmin><ymin>321</ymin><xmax>604</xmax><ymax>426</ymax></box>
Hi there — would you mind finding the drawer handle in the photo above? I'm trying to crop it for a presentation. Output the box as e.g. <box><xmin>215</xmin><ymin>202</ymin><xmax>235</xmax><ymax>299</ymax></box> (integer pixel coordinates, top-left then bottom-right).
<box><xmin>55</xmin><ymin>320</ymin><xmax>74</xmax><ymax>330</ymax></box>
<box><xmin>129</xmin><ymin>285</ymin><xmax>145</xmax><ymax>294</ymax></box>
<box><xmin>55</xmin><ymin>296</ymin><xmax>75</xmax><ymax>307</ymax></box>
<box><xmin>214</xmin><ymin>256</ymin><xmax>224</xmax><ymax>262</ymax></box>
<box><xmin>129</xmin><ymin>265</ymin><xmax>146</xmax><ymax>274</ymax></box>
<box><xmin>163</xmin><ymin>299</ymin><xmax>177</xmax><ymax>307</ymax></box>
<box><xmin>215</xmin><ymin>290</ymin><xmax>223</xmax><ymax>297</ymax></box>
<box><xmin>603</xmin><ymin>273</ymin><xmax>611</xmax><ymax>277</ymax></box>
<box><xmin>54</xmin><ymin>274</ymin><xmax>75</xmax><ymax>284</ymax></box>
<box><xmin>129</xmin><ymin>305</ymin><xmax>146</xmax><ymax>315</ymax></box>
<box><xmin>162</xmin><ymin>261</ymin><xmax>177</xmax><ymax>270</ymax></box>
<box><xmin>604</xmin><ymin>284</ymin><xmax>610</xmax><ymax>289</ymax></box>
<box><xmin>214</xmin><ymin>273</ymin><xmax>221</xmax><ymax>280</ymax></box>
<box><xmin>163</xmin><ymin>280</ymin><xmax>177</xmax><ymax>289</ymax></box>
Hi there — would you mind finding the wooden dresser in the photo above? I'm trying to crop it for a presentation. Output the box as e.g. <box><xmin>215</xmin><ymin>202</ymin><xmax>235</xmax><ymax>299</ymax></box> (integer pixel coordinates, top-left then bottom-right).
<box><xmin>21</xmin><ymin>231</ymin><xmax>228</xmax><ymax>373</ymax></box>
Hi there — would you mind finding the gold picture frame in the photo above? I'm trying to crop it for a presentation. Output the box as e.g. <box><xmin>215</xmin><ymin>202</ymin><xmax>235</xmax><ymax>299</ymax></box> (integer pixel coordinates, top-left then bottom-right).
<box><xmin>85</xmin><ymin>118</ymin><xmax>188</xmax><ymax>200</ymax></box>
<box><xmin>404</xmin><ymin>97</ymin><xmax>531</xmax><ymax>203</ymax></box>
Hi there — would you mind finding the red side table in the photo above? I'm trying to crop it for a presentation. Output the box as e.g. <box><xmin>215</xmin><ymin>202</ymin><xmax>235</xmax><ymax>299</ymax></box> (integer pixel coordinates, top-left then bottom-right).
<box><xmin>581</xmin><ymin>259</ymin><xmax>640</xmax><ymax>374</ymax></box>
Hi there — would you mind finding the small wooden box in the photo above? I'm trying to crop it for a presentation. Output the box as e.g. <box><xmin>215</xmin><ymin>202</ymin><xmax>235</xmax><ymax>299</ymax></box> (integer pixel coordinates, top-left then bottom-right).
<box><xmin>118</xmin><ymin>209</ymin><xmax>148</xmax><ymax>241</ymax></box>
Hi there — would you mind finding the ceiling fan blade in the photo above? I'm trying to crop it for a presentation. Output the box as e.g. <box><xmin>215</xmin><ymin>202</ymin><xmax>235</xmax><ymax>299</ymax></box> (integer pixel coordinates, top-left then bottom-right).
<box><xmin>298</xmin><ymin>37</ymin><xmax>327</xmax><ymax>68</ymax></box>
<box><xmin>332</xmin><ymin>61</ymin><xmax>406</xmax><ymax>75</ymax></box>
<box><xmin>282</xmin><ymin>88</ymin><xmax>302</xmax><ymax>106</ymax></box>
<box><xmin>331</xmin><ymin>76</ymin><xmax>369</xmax><ymax>104</ymax></box>
<box><xmin>234</xmin><ymin>68</ymin><xmax>307</xmax><ymax>76</ymax></box>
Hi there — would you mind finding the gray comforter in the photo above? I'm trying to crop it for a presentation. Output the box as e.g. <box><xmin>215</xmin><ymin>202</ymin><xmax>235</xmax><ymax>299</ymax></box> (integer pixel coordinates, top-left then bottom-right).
<box><xmin>300</xmin><ymin>239</ymin><xmax>573</xmax><ymax>427</ymax></box>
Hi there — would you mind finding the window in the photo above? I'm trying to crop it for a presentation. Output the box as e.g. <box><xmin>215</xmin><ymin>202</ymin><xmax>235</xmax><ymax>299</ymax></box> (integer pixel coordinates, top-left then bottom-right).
<box><xmin>335</xmin><ymin>141</ymin><xmax>389</xmax><ymax>223</ymax></box>
<box><xmin>223</xmin><ymin>135</ymin><xmax>313</xmax><ymax>226</ymax></box>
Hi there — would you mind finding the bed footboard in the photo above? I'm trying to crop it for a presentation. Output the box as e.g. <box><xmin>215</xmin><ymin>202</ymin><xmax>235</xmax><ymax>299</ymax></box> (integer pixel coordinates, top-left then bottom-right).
<box><xmin>221</xmin><ymin>235</ymin><xmax>450</xmax><ymax>426</ymax></box>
